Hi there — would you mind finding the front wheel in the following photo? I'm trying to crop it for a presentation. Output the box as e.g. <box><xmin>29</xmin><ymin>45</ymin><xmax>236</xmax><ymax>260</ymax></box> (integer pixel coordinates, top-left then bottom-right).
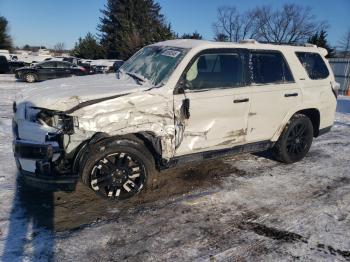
<box><xmin>81</xmin><ymin>137</ymin><xmax>155</xmax><ymax>200</ymax></box>
<box><xmin>272</xmin><ymin>114</ymin><xmax>314</xmax><ymax>163</ymax></box>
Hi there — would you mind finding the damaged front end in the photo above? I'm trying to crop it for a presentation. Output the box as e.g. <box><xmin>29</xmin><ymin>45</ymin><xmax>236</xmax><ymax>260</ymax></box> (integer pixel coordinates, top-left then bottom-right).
<box><xmin>12</xmin><ymin>102</ymin><xmax>79</xmax><ymax>191</ymax></box>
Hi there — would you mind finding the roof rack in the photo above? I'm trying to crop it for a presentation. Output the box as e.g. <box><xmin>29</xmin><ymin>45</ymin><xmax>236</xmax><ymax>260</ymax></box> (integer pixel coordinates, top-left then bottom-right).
<box><xmin>239</xmin><ymin>39</ymin><xmax>259</xmax><ymax>44</ymax></box>
<box><xmin>258</xmin><ymin>41</ymin><xmax>317</xmax><ymax>48</ymax></box>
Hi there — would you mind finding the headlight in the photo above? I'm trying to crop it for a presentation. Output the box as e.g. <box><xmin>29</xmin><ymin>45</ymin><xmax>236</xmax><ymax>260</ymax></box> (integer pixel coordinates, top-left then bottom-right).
<box><xmin>36</xmin><ymin>108</ymin><xmax>77</xmax><ymax>134</ymax></box>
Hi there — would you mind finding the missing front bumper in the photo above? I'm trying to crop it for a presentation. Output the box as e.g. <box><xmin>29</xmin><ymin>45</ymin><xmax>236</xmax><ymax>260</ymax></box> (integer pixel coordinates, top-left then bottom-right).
<box><xmin>13</xmin><ymin>140</ymin><xmax>78</xmax><ymax>191</ymax></box>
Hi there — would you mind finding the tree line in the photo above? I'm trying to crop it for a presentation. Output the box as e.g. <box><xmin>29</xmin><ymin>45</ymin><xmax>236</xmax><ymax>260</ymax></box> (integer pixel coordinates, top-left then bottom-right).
<box><xmin>1</xmin><ymin>1</ymin><xmax>350</xmax><ymax>60</ymax></box>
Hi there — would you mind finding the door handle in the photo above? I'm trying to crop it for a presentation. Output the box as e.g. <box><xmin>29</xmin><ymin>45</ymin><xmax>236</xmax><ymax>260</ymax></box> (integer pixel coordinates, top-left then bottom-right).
<box><xmin>233</xmin><ymin>98</ymin><xmax>249</xmax><ymax>103</ymax></box>
<box><xmin>284</xmin><ymin>93</ymin><xmax>298</xmax><ymax>97</ymax></box>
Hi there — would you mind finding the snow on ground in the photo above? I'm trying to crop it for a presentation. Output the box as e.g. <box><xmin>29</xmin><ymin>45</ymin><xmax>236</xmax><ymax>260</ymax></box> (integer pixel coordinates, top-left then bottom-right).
<box><xmin>0</xmin><ymin>74</ymin><xmax>350</xmax><ymax>261</ymax></box>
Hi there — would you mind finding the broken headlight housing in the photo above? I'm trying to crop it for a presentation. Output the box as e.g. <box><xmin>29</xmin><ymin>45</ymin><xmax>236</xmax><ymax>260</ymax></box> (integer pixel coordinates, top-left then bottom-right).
<box><xmin>36</xmin><ymin>108</ymin><xmax>78</xmax><ymax>135</ymax></box>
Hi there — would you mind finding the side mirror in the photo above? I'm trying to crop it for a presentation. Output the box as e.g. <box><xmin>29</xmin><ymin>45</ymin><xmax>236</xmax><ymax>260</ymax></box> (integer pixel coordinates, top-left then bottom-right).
<box><xmin>175</xmin><ymin>77</ymin><xmax>191</xmax><ymax>94</ymax></box>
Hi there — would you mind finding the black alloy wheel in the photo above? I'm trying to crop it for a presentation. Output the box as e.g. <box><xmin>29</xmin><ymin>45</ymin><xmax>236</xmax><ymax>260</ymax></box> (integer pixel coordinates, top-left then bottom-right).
<box><xmin>286</xmin><ymin>123</ymin><xmax>309</xmax><ymax>156</ymax></box>
<box><xmin>272</xmin><ymin>114</ymin><xmax>313</xmax><ymax>163</ymax></box>
<box><xmin>90</xmin><ymin>152</ymin><xmax>146</xmax><ymax>199</ymax></box>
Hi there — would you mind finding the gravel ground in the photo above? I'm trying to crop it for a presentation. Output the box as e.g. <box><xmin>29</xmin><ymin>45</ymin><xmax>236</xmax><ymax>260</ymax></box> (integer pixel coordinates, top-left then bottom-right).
<box><xmin>0</xmin><ymin>74</ymin><xmax>349</xmax><ymax>261</ymax></box>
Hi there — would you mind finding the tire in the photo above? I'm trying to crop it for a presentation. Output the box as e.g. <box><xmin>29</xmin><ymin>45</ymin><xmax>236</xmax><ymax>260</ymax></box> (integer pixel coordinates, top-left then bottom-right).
<box><xmin>80</xmin><ymin>136</ymin><xmax>156</xmax><ymax>200</ymax></box>
<box><xmin>272</xmin><ymin>114</ymin><xmax>314</xmax><ymax>164</ymax></box>
<box><xmin>24</xmin><ymin>73</ymin><xmax>37</xmax><ymax>83</ymax></box>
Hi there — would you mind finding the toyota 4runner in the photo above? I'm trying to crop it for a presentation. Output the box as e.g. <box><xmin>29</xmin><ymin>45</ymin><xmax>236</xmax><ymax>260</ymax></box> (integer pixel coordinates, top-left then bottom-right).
<box><xmin>12</xmin><ymin>39</ymin><xmax>338</xmax><ymax>200</ymax></box>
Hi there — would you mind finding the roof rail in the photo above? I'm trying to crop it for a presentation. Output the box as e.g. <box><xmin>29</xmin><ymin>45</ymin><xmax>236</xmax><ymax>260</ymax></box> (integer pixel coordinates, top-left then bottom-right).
<box><xmin>239</xmin><ymin>39</ymin><xmax>259</xmax><ymax>44</ymax></box>
<box><xmin>303</xmin><ymin>43</ymin><xmax>317</xmax><ymax>48</ymax></box>
<box><xmin>258</xmin><ymin>41</ymin><xmax>318</xmax><ymax>48</ymax></box>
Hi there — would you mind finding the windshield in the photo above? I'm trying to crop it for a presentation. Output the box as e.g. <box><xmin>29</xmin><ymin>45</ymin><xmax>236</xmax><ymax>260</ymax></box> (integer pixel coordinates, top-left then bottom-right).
<box><xmin>120</xmin><ymin>46</ymin><xmax>188</xmax><ymax>86</ymax></box>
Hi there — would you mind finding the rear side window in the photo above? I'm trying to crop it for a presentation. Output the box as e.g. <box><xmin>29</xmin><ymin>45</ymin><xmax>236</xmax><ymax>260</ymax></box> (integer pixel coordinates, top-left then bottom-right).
<box><xmin>56</xmin><ymin>62</ymin><xmax>70</xmax><ymax>68</ymax></box>
<box><xmin>40</xmin><ymin>62</ymin><xmax>56</xmax><ymax>68</ymax></box>
<box><xmin>185</xmin><ymin>52</ymin><xmax>244</xmax><ymax>89</ymax></box>
<box><xmin>251</xmin><ymin>51</ymin><xmax>293</xmax><ymax>84</ymax></box>
<box><xmin>296</xmin><ymin>52</ymin><xmax>329</xmax><ymax>80</ymax></box>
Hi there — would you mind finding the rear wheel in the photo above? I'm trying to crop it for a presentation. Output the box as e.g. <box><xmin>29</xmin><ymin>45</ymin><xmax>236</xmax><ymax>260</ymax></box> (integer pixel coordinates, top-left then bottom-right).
<box><xmin>272</xmin><ymin>114</ymin><xmax>314</xmax><ymax>163</ymax></box>
<box><xmin>24</xmin><ymin>73</ymin><xmax>37</xmax><ymax>83</ymax></box>
<box><xmin>81</xmin><ymin>137</ymin><xmax>155</xmax><ymax>200</ymax></box>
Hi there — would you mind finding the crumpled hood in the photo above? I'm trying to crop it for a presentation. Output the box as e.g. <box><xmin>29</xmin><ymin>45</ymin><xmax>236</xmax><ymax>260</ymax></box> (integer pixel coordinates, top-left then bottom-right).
<box><xmin>16</xmin><ymin>73</ymin><xmax>150</xmax><ymax>112</ymax></box>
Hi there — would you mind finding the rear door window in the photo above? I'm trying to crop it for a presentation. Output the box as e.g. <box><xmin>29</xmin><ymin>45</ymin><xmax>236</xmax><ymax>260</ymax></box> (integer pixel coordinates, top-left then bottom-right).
<box><xmin>40</xmin><ymin>62</ymin><xmax>57</xmax><ymax>68</ymax></box>
<box><xmin>295</xmin><ymin>52</ymin><xmax>329</xmax><ymax>80</ymax></box>
<box><xmin>250</xmin><ymin>51</ymin><xmax>294</xmax><ymax>84</ymax></box>
<box><xmin>56</xmin><ymin>62</ymin><xmax>70</xmax><ymax>68</ymax></box>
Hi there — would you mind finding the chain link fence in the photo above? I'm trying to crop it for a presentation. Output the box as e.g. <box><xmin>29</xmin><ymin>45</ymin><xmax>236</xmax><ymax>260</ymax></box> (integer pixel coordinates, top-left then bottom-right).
<box><xmin>329</xmin><ymin>58</ymin><xmax>350</xmax><ymax>96</ymax></box>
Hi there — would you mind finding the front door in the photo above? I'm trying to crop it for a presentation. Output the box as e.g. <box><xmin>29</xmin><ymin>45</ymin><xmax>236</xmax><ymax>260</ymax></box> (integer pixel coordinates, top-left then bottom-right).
<box><xmin>174</xmin><ymin>49</ymin><xmax>251</xmax><ymax>157</ymax></box>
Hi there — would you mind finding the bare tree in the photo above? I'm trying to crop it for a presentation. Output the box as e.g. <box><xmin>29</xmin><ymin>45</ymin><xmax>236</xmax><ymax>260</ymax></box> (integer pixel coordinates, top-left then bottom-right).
<box><xmin>338</xmin><ymin>29</ymin><xmax>350</xmax><ymax>57</ymax></box>
<box><xmin>53</xmin><ymin>42</ymin><xmax>65</xmax><ymax>55</ymax></box>
<box><xmin>214</xmin><ymin>33</ymin><xmax>229</xmax><ymax>42</ymax></box>
<box><xmin>213</xmin><ymin>7</ymin><xmax>257</xmax><ymax>42</ymax></box>
<box><xmin>213</xmin><ymin>4</ymin><xmax>328</xmax><ymax>44</ymax></box>
<box><xmin>253</xmin><ymin>4</ymin><xmax>327</xmax><ymax>43</ymax></box>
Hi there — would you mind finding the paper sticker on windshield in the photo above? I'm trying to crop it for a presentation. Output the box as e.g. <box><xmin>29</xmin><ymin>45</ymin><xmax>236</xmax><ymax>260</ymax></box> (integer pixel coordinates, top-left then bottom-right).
<box><xmin>161</xmin><ymin>49</ymin><xmax>181</xmax><ymax>58</ymax></box>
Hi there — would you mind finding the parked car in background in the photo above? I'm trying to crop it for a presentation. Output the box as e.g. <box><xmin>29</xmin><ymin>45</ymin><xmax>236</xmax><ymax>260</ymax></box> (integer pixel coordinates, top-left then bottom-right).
<box><xmin>0</xmin><ymin>49</ymin><xmax>11</xmax><ymax>60</ymax></box>
<box><xmin>78</xmin><ymin>62</ymin><xmax>95</xmax><ymax>75</ymax></box>
<box><xmin>45</xmin><ymin>56</ymin><xmax>79</xmax><ymax>65</ymax></box>
<box><xmin>93</xmin><ymin>64</ymin><xmax>108</xmax><ymax>74</ymax></box>
<box><xmin>15</xmin><ymin>61</ymin><xmax>87</xmax><ymax>82</ymax></box>
<box><xmin>0</xmin><ymin>55</ymin><xmax>9</xmax><ymax>74</ymax></box>
<box><xmin>112</xmin><ymin>60</ymin><xmax>124</xmax><ymax>72</ymax></box>
<box><xmin>8</xmin><ymin>61</ymin><xmax>30</xmax><ymax>73</ymax></box>
<box><xmin>10</xmin><ymin>55</ymin><xmax>19</xmax><ymax>61</ymax></box>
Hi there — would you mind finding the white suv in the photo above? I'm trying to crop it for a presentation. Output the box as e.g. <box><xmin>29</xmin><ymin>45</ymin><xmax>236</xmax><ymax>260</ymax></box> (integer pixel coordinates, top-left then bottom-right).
<box><xmin>12</xmin><ymin>39</ymin><xmax>338</xmax><ymax>200</ymax></box>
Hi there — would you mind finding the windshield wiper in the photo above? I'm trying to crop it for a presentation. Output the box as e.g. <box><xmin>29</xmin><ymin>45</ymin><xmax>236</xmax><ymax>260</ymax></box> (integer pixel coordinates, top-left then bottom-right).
<box><xmin>125</xmin><ymin>71</ymin><xmax>149</xmax><ymax>84</ymax></box>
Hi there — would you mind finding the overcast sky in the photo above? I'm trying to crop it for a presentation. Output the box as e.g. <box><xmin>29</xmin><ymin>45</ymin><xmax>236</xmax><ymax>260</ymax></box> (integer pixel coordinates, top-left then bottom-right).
<box><xmin>0</xmin><ymin>0</ymin><xmax>349</xmax><ymax>49</ymax></box>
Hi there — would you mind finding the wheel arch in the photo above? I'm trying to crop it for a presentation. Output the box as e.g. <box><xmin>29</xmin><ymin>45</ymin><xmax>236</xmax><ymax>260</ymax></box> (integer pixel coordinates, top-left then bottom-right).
<box><xmin>272</xmin><ymin>107</ymin><xmax>321</xmax><ymax>141</ymax></box>
<box><xmin>294</xmin><ymin>108</ymin><xmax>320</xmax><ymax>137</ymax></box>
<box><xmin>72</xmin><ymin>131</ymin><xmax>163</xmax><ymax>175</ymax></box>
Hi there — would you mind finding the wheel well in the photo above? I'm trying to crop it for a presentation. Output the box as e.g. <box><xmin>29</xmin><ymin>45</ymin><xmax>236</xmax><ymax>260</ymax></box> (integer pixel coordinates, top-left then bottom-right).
<box><xmin>134</xmin><ymin>132</ymin><xmax>163</xmax><ymax>168</ymax></box>
<box><xmin>295</xmin><ymin>108</ymin><xmax>320</xmax><ymax>137</ymax></box>
<box><xmin>72</xmin><ymin>132</ymin><xmax>163</xmax><ymax>174</ymax></box>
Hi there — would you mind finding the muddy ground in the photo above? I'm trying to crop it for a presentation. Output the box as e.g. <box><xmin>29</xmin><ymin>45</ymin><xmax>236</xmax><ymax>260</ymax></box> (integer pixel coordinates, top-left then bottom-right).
<box><xmin>0</xmin><ymin>75</ymin><xmax>349</xmax><ymax>261</ymax></box>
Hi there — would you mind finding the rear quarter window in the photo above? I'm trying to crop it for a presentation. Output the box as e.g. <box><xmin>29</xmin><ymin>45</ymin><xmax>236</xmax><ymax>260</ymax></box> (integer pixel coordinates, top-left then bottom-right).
<box><xmin>295</xmin><ymin>52</ymin><xmax>329</xmax><ymax>80</ymax></box>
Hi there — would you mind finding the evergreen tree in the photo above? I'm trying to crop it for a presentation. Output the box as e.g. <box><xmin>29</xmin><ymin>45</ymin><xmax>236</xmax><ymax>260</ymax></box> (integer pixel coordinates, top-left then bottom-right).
<box><xmin>214</xmin><ymin>33</ymin><xmax>229</xmax><ymax>42</ymax></box>
<box><xmin>98</xmin><ymin>0</ymin><xmax>173</xmax><ymax>60</ymax></box>
<box><xmin>180</xmin><ymin>31</ymin><xmax>203</xmax><ymax>40</ymax></box>
<box><xmin>308</xmin><ymin>30</ymin><xmax>334</xmax><ymax>57</ymax></box>
<box><xmin>71</xmin><ymin>32</ymin><xmax>105</xmax><ymax>59</ymax></box>
<box><xmin>0</xmin><ymin>16</ymin><xmax>13</xmax><ymax>50</ymax></box>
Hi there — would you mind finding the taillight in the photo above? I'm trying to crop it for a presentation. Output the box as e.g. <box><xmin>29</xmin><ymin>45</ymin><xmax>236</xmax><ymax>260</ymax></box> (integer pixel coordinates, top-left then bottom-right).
<box><xmin>331</xmin><ymin>81</ymin><xmax>339</xmax><ymax>99</ymax></box>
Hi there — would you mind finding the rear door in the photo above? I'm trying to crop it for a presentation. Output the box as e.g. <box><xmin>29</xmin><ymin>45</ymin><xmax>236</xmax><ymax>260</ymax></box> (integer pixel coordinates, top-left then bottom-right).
<box><xmin>56</xmin><ymin>62</ymin><xmax>72</xmax><ymax>78</ymax></box>
<box><xmin>246</xmin><ymin>50</ymin><xmax>302</xmax><ymax>142</ymax></box>
<box><xmin>174</xmin><ymin>49</ymin><xmax>251</xmax><ymax>156</ymax></box>
<box><xmin>38</xmin><ymin>61</ymin><xmax>57</xmax><ymax>79</ymax></box>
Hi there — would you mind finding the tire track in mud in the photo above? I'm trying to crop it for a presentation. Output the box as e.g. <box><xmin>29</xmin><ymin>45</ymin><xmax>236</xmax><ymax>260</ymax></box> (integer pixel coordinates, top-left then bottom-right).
<box><xmin>204</xmin><ymin>206</ymin><xmax>350</xmax><ymax>261</ymax></box>
<box><xmin>53</xmin><ymin>156</ymin><xmax>253</xmax><ymax>231</ymax></box>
